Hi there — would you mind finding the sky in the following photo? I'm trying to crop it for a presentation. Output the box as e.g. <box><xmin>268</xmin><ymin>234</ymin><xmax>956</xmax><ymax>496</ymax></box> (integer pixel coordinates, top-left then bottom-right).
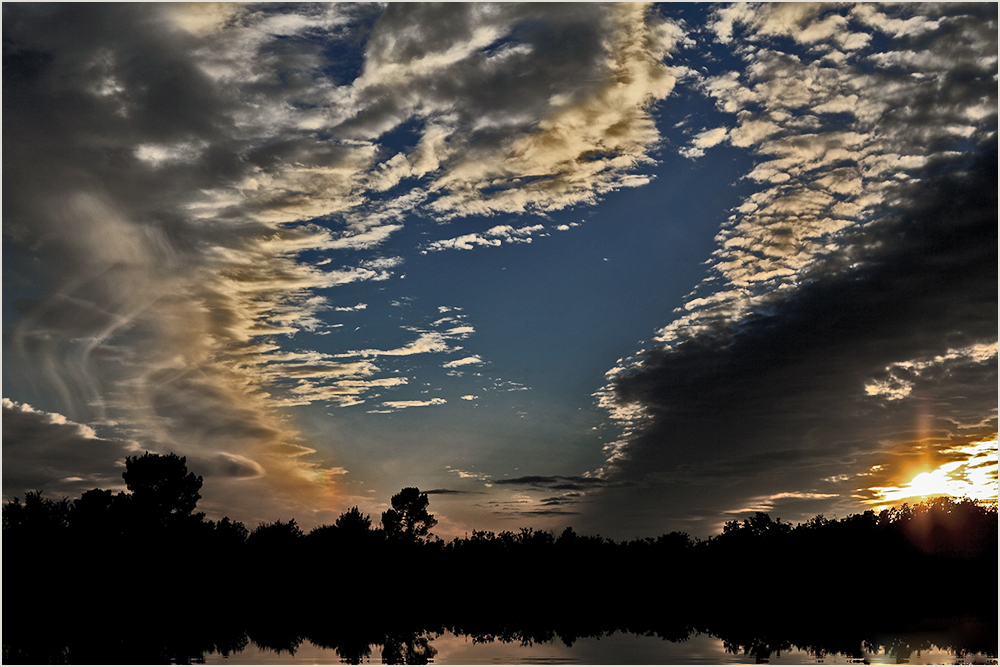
<box><xmin>3</xmin><ymin>2</ymin><xmax>997</xmax><ymax>540</ymax></box>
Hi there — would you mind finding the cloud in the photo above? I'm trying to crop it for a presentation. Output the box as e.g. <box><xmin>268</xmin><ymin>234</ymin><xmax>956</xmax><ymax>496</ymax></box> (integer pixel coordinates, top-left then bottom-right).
<box><xmin>336</xmin><ymin>326</ymin><xmax>474</xmax><ymax>360</ymax></box>
<box><xmin>2</xmin><ymin>399</ymin><xmax>135</xmax><ymax>499</ymax></box>
<box><xmin>446</xmin><ymin>466</ymin><xmax>492</xmax><ymax>484</ymax></box>
<box><xmin>593</xmin><ymin>147</ymin><xmax>997</xmax><ymax>536</ymax></box>
<box><xmin>649</xmin><ymin>3</ymin><xmax>997</xmax><ymax>350</ymax></box>
<box><xmin>380</xmin><ymin>398</ymin><xmax>447</xmax><ymax>410</ymax></box>
<box><xmin>588</xmin><ymin>3</ymin><xmax>998</xmax><ymax>538</ymax></box>
<box><xmin>327</xmin><ymin>225</ymin><xmax>404</xmax><ymax>251</ymax></box>
<box><xmin>287</xmin><ymin>375</ymin><xmax>410</xmax><ymax>408</ymax></box>
<box><xmin>423</xmin><ymin>224</ymin><xmax>549</xmax><ymax>252</ymax></box>
<box><xmin>202</xmin><ymin>453</ymin><xmax>268</xmax><ymax>480</ymax></box>
<box><xmin>492</xmin><ymin>475</ymin><xmax>609</xmax><ymax>492</ymax></box>
<box><xmin>1</xmin><ymin>3</ymin><xmax>409</xmax><ymax>518</ymax></box>
<box><xmin>680</xmin><ymin>126</ymin><xmax>729</xmax><ymax>158</ymax></box>
<box><xmin>337</xmin><ymin>3</ymin><xmax>683</xmax><ymax>218</ymax></box>
<box><xmin>709</xmin><ymin>4</ymin><xmax>867</xmax><ymax>48</ymax></box>
<box><xmin>3</xmin><ymin>2</ymin><xmax>686</xmax><ymax>521</ymax></box>
<box><xmin>850</xmin><ymin>5</ymin><xmax>941</xmax><ymax>39</ymax></box>
<box><xmin>483</xmin><ymin>494</ymin><xmax>584</xmax><ymax>518</ymax></box>
<box><xmin>443</xmin><ymin>356</ymin><xmax>485</xmax><ymax>369</ymax></box>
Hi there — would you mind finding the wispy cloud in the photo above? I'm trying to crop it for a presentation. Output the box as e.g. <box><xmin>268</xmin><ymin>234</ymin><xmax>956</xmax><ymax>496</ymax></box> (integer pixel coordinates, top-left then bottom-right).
<box><xmin>4</xmin><ymin>4</ymin><xmax>679</xmax><ymax>501</ymax></box>
<box><xmin>336</xmin><ymin>327</ymin><xmax>474</xmax><ymax>360</ymax></box>
<box><xmin>493</xmin><ymin>475</ymin><xmax>609</xmax><ymax>491</ymax></box>
<box><xmin>375</xmin><ymin>398</ymin><xmax>447</xmax><ymax>412</ymax></box>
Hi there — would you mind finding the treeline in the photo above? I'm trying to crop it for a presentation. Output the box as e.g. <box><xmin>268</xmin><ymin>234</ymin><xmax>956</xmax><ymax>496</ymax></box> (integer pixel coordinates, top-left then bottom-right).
<box><xmin>3</xmin><ymin>453</ymin><xmax>997</xmax><ymax>664</ymax></box>
<box><xmin>5</xmin><ymin>452</ymin><xmax>995</xmax><ymax>572</ymax></box>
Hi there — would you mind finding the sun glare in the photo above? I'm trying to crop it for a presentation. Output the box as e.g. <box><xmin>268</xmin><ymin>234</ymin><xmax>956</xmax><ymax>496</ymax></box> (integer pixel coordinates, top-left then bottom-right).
<box><xmin>866</xmin><ymin>438</ymin><xmax>999</xmax><ymax>509</ymax></box>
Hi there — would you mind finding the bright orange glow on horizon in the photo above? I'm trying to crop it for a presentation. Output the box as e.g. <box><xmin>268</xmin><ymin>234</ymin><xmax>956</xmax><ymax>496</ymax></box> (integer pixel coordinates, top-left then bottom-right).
<box><xmin>865</xmin><ymin>437</ymin><xmax>998</xmax><ymax>511</ymax></box>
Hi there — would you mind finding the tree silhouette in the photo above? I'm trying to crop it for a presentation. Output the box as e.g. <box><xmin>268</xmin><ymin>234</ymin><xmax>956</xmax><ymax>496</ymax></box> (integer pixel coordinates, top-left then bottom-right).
<box><xmin>336</xmin><ymin>506</ymin><xmax>374</xmax><ymax>538</ymax></box>
<box><xmin>2</xmin><ymin>490</ymin><xmax>70</xmax><ymax>533</ymax></box>
<box><xmin>382</xmin><ymin>488</ymin><xmax>436</xmax><ymax>543</ymax></box>
<box><xmin>3</xmin><ymin>452</ymin><xmax>997</xmax><ymax>665</ymax></box>
<box><xmin>248</xmin><ymin>518</ymin><xmax>303</xmax><ymax>549</ymax></box>
<box><xmin>69</xmin><ymin>488</ymin><xmax>130</xmax><ymax>544</ymax></box>
<box><xmin>382</xmin><ymin>631</ymin><xmax>438</xmax><ymax>664</ymax></box>
<box><xmin>122</xmin><ymin>452</ymin><xmax>203</xmax><ymax>526</ymax></box>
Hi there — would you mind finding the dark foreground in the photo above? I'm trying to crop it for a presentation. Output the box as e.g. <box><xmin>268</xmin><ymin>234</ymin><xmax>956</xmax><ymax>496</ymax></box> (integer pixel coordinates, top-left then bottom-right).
<box><xmin>4</xmin><ymin>455</ymin><xmax>996</xmax><ymax>664</ymax></box>
<box><xmin>4</xmin><ymin>587</ymin><xmax>996</xmax><ymax>664</ymax></box>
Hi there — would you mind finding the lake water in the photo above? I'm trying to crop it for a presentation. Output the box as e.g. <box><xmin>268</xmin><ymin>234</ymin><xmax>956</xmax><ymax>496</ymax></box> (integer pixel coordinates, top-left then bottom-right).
<box><xmin>200</xmin><ymin>629</ymin><xmax>998</xmax><ymax>665</ymax></box>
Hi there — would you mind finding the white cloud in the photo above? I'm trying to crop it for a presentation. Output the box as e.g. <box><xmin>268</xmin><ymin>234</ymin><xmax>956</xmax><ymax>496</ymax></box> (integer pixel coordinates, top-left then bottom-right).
<box><xmin>850</xmin><ymin>5</ymin><xmax>941</xmax><ymax>38</ymax></box>
<box><xmin>424</xmin><ymin>223</ymin><xmax>549</xmax><ymax>252</ymax></box>
<box><xmin>340</xmin><ymin>3</ymin><xmax>683</xmax><ymax>219</ymax></box>
<box><xmin>336</xmin><ymin>324</ymin><xmax>475</xmax><ymax>361</ymax></box>
<box><xmin>135</xmin><ymin>141</ymin><xmax>205</xmax><ymax>166</ymax></box>
<box><xmin>443</xmin><ymin>356</ymin><xmax>485</xmax><ymax>369</ymax></box>
<box><xmin>328</xmin><ymin>225</ymin><xmax>403</xmax><ymax>250</ymax></box>
<box><xmin>379</xmin><ymin>398</ymin><xmax>447</xmax><ymax>410</ymax></box>
<box><xmin>651</xmin><ymin>5</ymin><xmax>998</xmax><ymax>348</ymax></box>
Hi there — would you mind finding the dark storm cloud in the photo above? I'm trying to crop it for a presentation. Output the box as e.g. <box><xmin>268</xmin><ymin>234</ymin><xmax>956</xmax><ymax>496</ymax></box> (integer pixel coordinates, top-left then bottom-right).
<box><xmin>198</xmin><ymin>453</ymin><xmax>267</xmax><ymax>480</ymax></box>
<box><xmin>338</xmin><ymin>3</ymin><xmax>607</xmax><ymax>138</ymax></box>
<box><xmin>539</xmin><ymin>494</ymin><xmax>585</xmax><ymax>507</ymax></box>
<box><xmin>3</xmin><ymin>4</ymin><xmax>236</xmax><ymax>227</ymax></box>
<box><xmin>492</xmin><ymin>475</ymin><xmax>610</xmax><ymax>491</ymax></box>
<box><xmin>595</xmin><ymin>148</ymin><xmax>996</xmax><ymax>534</ymax></box>
<box><xmin>486</xmin><ymin>501</ymin><xmax>581</xmax><ymax>519</ymax></box>
<box><xmin>582</xmin><ymin>3</ymin><xmax>998</xmax><ymax>538</ymax></box>
<box><xmin>1</xmin><ymin>397</ymin><xmax>270</xmax><ymax>498</ymax></box>
<box><xmin>2</xmin><ymin>399</ymin><xmax>132</xmax><ymax>498</ymax></box>
<box><xmin>620</xmin><ymin>147</ymin><xmax>996</xmax><ymax>445</ymax></box>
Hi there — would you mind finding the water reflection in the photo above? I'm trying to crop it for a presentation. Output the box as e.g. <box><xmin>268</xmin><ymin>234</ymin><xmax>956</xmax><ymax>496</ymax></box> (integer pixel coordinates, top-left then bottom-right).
<box><xmin>193</xmin><ymin>629</ymin><xmax>997</xmax><ymax>665</ymax></box>
<box><xmin>4</xmin><ymin>608</ymin><xmax>996</xmax><ymax>665</ymax></box>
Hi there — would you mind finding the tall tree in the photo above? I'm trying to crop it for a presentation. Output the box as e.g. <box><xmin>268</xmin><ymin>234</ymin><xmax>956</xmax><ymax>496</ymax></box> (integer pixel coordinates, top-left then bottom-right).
<box><xmin>382</xmin><ymin>488</ymin><xmax>436</xmax><ymax>543</ymax></box>
<box><xmin>122</xmin><ymin>452</ymin><xmax>203</xmax><ymax>525</ymax></box>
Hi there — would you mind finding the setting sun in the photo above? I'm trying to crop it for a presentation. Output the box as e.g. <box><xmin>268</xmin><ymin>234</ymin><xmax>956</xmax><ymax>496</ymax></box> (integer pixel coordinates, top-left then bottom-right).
<box><xmin>867</xmin><ymin>438</ymin><xmax>999</xmax><ymax>509</ymax></box>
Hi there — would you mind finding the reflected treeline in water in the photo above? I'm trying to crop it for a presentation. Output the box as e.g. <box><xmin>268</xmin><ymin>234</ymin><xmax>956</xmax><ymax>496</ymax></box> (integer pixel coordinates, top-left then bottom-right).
<box><xmin>4</xmin><ymin>454</ymin><xmax>997</xmax><ymax>664</ymax></box>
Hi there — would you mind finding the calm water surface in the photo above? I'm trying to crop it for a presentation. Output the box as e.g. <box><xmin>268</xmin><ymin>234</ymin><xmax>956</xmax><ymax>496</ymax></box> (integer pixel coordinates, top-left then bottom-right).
<box><xmin>202</xmin><ymin>630</ymin><xmax>998</xmax><ymax>665</ymax></box>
